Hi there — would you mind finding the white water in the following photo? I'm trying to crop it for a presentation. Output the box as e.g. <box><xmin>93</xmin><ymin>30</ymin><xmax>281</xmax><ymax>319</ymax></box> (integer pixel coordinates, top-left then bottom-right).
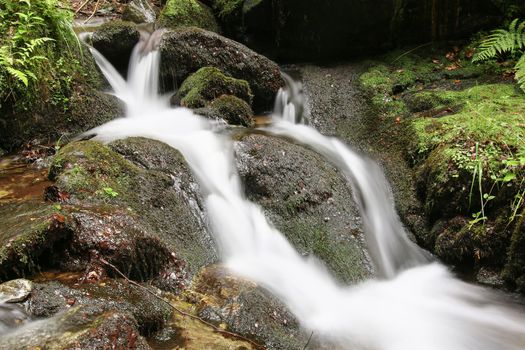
<box><xmin>87</xmin><ymin>37</ymin><xmax>525</xmax><ymax>349</ymax></box>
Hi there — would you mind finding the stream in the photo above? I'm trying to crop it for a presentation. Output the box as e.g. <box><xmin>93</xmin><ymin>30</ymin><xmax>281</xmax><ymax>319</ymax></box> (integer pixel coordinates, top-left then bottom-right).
<box><xmin>79</xmin><ymin>31</ymin><xmax>525</xmax><ymax>349</ymax></box>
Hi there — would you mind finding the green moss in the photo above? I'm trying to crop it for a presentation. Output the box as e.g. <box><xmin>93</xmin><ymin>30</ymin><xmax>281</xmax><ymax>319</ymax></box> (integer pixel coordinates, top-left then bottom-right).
<box><xmin>209</xmin><ymin>0</ymin><xmax>244</xmax><ymax>18</ymax></box>
<box><xmin>279</xmin><ymin>219</ymin><xmax>368</xmax><ymax>283</ymax></box>
<box><xmin>51</xmin><ymin>141</ymin><xmax>138</xmax><ymax>203</ymax></box>
<box><xmin>207</xmin><ymin>95</ymin><xmax>254</xmax><ymax>127</ymax></box>
<box><xmin>411</xmin><ymin>84</ymin><xmax>525</xmax><ymax>169</ymax></box>
<box><xmin>179</xmin><ymin>67</ymin><xmax>253</xmax><ymax>108</ymax></box>
<box><xmin>159</xmin><ymin>0</ymin><xmax>219</xmax><ymax>32</ymax></box>
<box><xmin>0</xmin><ymin>201</ymin><xmax>68</xmax><ymax>280</ymax></box>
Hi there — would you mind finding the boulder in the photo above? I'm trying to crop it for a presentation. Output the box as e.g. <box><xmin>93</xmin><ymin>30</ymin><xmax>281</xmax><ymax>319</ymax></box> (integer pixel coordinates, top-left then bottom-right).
<box><xmin>50</xmin><ymin>138</ymin><xmax>218</xmax><ymax>281</ymax></box>
<box><xmin>178</xmin><ymin>67</ymin><xmax>253</xmax><ymax>108</ymax></box>
<box><xmin>235</xmin><ymin>134</ymin><xmax>371</xmax><ymax>283</ymax></box>
<box><xmin>188</xmin><ymin>265</ymin><xmax>311</xmax><ymax>350</ymax></box>
<box><xmin>204</xmin><ymin>95</ymin><xmax>255</xmax><ymax>127</ymax></box>
<box><xmin>123</xmin><ymin>0</ymin><xmax>157</xmax><ymax>23</ymax></box>
<box><xmin>158</xmin><ymin>0</ymin><xmax>219</xmax><ymax>32</ymax></box>
<box><xmin>159</xmin><ymin>27</ymin><xmax>283</xmax><ymax>111</ymax></box>
<box><xmin>91</xmin><ymin>20</ymin><xmax>141</xmax><ymax>73</ymax></box>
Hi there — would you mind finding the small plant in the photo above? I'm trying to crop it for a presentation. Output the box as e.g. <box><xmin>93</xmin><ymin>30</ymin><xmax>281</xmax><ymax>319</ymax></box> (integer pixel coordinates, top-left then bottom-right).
<box><xmin>473</xmin><ymin>18</ymin><xmax>525</xmax><ymax>91</ymax></box>
<box><xmin>103</xmin><ymin>187</ymin><xmax>119</xmax><ymax>198</ymax></box>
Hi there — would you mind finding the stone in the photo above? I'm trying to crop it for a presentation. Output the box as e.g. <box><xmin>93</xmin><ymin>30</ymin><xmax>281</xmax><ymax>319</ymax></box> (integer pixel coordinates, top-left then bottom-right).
<box><xmin>123</xmin><ymin>0</ymin><xmax>156</xmax><ymax>24</ymax></box>
<box><xmin>159</xmin><ymin>27</ymin><xmax>283</xmax><ymax>111</ymax></box>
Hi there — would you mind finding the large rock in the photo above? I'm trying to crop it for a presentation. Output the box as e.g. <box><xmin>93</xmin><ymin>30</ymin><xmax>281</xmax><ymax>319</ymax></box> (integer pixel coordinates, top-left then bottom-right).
<box><xmin>91</xmin><ymin>20</ymin><xmax>141</xmax><ymax>73</ymax></box>
<box><xmin>178</xmin><ymin>66</ymin><xmax>253</xmax><ymax>108</ymax></box>
<box><xmin>158</xmin><ymin>0</ymin><xmax>220</xmax><ymax>32</ymax></box>
<box><xmin>188</xmin><ymin>265</ymin><xmax>311</xmax><ymax>350</ymax></box>
<box><xmin>235</xmin><ymin>134</ymin><xmax>371</xmax><ymax>283</ymax></box>
<box><xmin>50</xmin><ymin>138</ymin><xmax>218</xmax><ymax>281</ymax></box>
<box><xmin>159</xmin><ymin>27</ymin><xmax>283</xmax><ymax>111</ymax></box>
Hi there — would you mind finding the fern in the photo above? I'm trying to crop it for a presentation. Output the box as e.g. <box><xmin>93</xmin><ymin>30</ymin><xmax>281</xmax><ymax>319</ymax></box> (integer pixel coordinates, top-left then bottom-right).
<box><xmin>474</xmin><ymin>18</ymin><xmax>525</xmax><ymax>92</ymax></box>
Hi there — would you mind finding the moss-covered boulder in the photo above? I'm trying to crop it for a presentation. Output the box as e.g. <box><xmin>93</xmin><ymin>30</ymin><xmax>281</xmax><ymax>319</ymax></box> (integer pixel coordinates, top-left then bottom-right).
<box><xmin>0</xmin><ymin>201</ymin><xmax>71</xmax><ymax>281</ymax></box>
<box><xmin>122</xmin><ymin>0</ymin><xmax>157</xmax><ymax>23</ymax></box>
<box><xmin>206</xmin><ymin>95</ymin><xmax>254</xmax><ymax>127</ymax></box>
<box><xmin>159</xmin><ymin>27</ymin><xmax>283</xmax><ymax>111</ymax></box>
<box><xmin>91</xmin><ymin>20</ymin><xmax>141</xmax><ymax>73</ymax></box>
<box><xmin>235</xmin><ymin>134</ymin><xmax>371</xmax><ymax>283</ymax></box>
<box><xmin>158</xmin><ymin>0</ymin><xmax>219</xmax><ymax>32</ymax></box>
<box><xmin>178</xmin><ymin>67</ymin><xmax>253</xmax><ymax>108</ymax></box>
<box><xmin>50</xmin><ymin>139</ymin><xmax>218</xmax><ymax>280</ymax></box>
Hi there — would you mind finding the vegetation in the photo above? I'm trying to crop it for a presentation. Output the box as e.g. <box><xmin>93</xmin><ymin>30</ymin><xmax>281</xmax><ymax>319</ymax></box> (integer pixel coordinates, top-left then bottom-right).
<box><xmin>158</xmin><ymin>0</ymin><xmax>220</xmax><ymax>32</ymax></box>
<box><xmin>359</xmin><ymin>45</ymin><xmax>525</xmax><ymax>282</ymax></box>
<box><xmin>0</xmin><ymin>0</ymin><xmax>81</xmax><ymax>112</ymax></box>
<box><xmin>474</xmin><ymin>18</ymin><xmax>525</xmax><ymax>91</ymax></box>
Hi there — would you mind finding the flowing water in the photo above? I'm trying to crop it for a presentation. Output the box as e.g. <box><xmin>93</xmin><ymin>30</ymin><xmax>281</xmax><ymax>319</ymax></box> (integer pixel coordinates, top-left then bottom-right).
<box><xmin>63</xmin><ymin>33</ymin><xmax>525</xmax><ymax>348</ymax></box>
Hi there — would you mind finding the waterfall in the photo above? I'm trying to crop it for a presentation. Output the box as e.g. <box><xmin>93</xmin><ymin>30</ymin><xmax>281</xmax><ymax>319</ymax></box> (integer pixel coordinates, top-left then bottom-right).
<box><xmin>86</xmin><ymin>35</ymin><xmax>525</xmax><ymax>349</ymax></box>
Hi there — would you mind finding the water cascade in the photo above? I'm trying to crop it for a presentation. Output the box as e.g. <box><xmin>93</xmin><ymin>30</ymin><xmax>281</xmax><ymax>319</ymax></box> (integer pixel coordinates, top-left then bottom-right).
<box><xmin>85</xmin><ymin>34</ymin><xmax>525</xmax><ymax>349</ymax></box>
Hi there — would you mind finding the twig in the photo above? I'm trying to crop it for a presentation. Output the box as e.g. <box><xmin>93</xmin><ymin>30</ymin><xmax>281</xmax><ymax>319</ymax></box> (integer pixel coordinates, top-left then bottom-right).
<box><xmin>75</xmin><ymin>0</ymin><xmax>91</xmax><ymax>14</ymax></box>
<box><xmin>303</xmin><ymin>331</ymin><xmax>314</xmax><ymax>350</ymax></box>
<box><xmin>83</xmin><ymin>0</ymin><xmax>102</xmax><ymax>24</ymax></box>
<box><xmin>99</xmin><ymin>258</ymin><xmax>265</xmax><ymax>349</ymax></box>
<box><xmin>392</xmin><ymin>42</ymin><xmax>433</xmax><ymax>63</ymax></box>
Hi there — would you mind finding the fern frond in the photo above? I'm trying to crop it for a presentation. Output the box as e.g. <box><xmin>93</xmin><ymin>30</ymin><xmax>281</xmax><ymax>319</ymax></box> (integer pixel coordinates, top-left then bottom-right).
<box><xmin>514</xmin><ymin>53</ymin><xmax>525</xmax><ymax>92</ymax></box>
<box><xmin>473</xmin><ymin>19</ymin><xmax>525</xmax><ymax>63</ymax></box>
<box><xmin>6</xmin><ymin>66</ymin><xmax>28</xmax><ymax>86</ymax></box>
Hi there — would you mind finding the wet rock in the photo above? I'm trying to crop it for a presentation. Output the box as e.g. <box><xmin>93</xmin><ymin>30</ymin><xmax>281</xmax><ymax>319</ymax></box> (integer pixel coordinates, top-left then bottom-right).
<box><xmin>0</xmin><ymin>279</ymin><xmax>33</xmax><ymax>303</ymax></box>
<box><xmin>178</xmin><ymin>67</ymin><xmax>253</xmax><ymax>108</ymax></box>
<box><xmin>189</xmin><ymin>265</ymin><xmax>310</xmax><ymax>350</ymax></box>
<box><xmin>0</xmin><ymin>305</ymin><xmax>151</xmax><ymax>350</ymax></box>
<box><xmin>123</xmin><ymin>0</ymin><xmax>157</xmax><ymax>23</ymax></box>
<box><xmin>0</xmin><ymin>86</ymin><xmax>124</xmax><ymax>152</ymax></box>
<box><xmin>205</xmin><ymin>95</ymin><xmax>254</xmax><ymax>127</ymax></box>
<box><xmin>159</xmin><ymin>27</ymin><xmax>283</xmax><ymax>111</ymax></box>
<box><xmin>158</xmin><ymin>0</ymin><xmax>219</xmax><ymax>32</ymax></box>
<box><xmin>50</xmin><ymin>139</ymin><xmax>217</xmax><ymax>281</ymax></box>
<box><xmin>0</xmin><ymin>201</ymin><xmax>72</xmax><ymax>281</ymax></box>
<box><xmin>28</xmin><ymin>277</ymin><xmax>172</xmax><ymax>335</ymax></box>
<box><xmin>91</xmin><ymin>20</ymin><xmax>141</xmax><ymax>73</ymax></box>
<box><xmin>235</xmin><ymin>134</ymin><xmax>371</xmax><ymax>283</ymax></box>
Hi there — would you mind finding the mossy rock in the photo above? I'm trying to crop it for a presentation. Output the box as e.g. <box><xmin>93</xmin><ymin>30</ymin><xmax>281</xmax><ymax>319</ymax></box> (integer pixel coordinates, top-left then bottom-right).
<box><xmin>158</xmin><ymin>0</ymin><xmax>219</xmax><ymax>32</ymax></box>
<box><xmin>235</xmin><ymin>134</ymin><xmax>371</xmax><ymax>283</ymax></box>
<box><xmin>206</xmin><ymin>95</ymin><xmax>254</xmax><ymax>127</ymax></box>
<box><xmin>178</xmin><ymin>67</ymin><xmax>253</xmax><ymax>108</ymax></box>
<box><xmin>0</xmin><ymin>201</ymin><xmax>71</xmax><ymax>281</ymax></box>
<box><xmin>433</xmin><ymin>216</ymin><xmax>511</xmax><ymax>269</ymax></box>
<box><xmin>51</xmin><ymin>139</ymin><xmax>218</xmax><ymax>279</ymax></box>
<box><xmin>159</xmin><ymin>27</ymin><xmax>284</xmax><ymax>111</ymax></box>
<box><xmin>91</xmin><ymin>20</ymin><xmax>141</xmax><ymax>73</ymax></box>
